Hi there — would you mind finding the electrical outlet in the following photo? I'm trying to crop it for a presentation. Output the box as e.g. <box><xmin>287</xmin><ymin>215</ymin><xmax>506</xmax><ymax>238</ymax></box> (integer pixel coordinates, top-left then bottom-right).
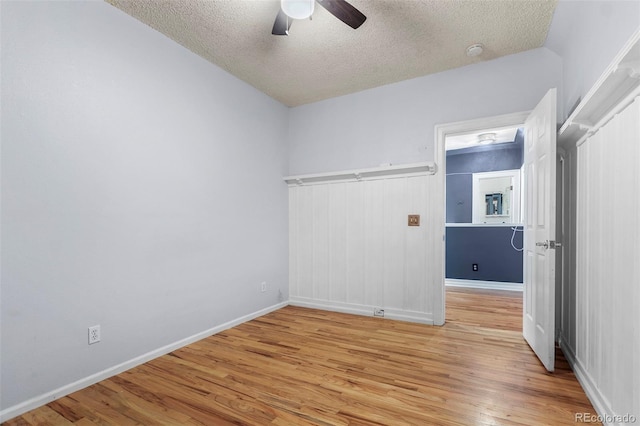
<box><xmin>472</xmin><ymin>263</ymin><xmax>479</xmax><ymax>272</ymax></box>
<box><xmin>88</xmin><ymin>325</ymin><xmax>101</xmax><ymax>345</ymax></box>
<box><xmin>374</xmin><ymin>308</ymin><xmax>385</xmax><ymax>317</ymax></box>
<box><xmin>260</xmin><ymin>281</ymin><xmax>267</xmax><ymax>292</ymax></box>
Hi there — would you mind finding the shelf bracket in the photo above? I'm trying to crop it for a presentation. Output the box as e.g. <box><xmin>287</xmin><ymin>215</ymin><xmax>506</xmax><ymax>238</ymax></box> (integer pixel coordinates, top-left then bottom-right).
<box><xmin>573</xmin><ymin>120</ymin><xmax>594</xmax><ymax>132</ymax></box>
<box><xmin>616</xmin><ymin>60</ymin><xmax>640</xmax><ymax>79</ymax></box>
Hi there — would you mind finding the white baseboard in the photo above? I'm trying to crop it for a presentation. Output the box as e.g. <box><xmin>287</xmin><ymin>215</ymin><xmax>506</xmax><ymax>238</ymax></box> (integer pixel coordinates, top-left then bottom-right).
<box><xmin>289</xmin><ymin>297</ymin><xmax>434</xmax><ymax>325</ymax></box>
<box><xmin>445</xmin><ymin>278</ymin><xmax>523</xmax><ymax>292</ymax></box>
<box><xmin>559</xmin><ymin>339</ymin><xmax>620</xmax><ymax>426</ymax></box>
<box><xmin>0</xmin><ymin>301</ymin><xmax>288</xmax><ymax>423</ymax></box>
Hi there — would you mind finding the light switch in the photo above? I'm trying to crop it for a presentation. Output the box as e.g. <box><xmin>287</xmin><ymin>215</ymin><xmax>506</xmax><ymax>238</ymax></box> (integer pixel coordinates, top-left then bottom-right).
<box><xmin>408</xmin><ymin>214</ymin><xmax>420</xmax><ymax>226</ymax></box>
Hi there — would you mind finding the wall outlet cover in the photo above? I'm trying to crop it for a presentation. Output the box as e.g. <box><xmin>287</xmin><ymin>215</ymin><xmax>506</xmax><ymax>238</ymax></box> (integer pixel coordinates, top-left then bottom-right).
<box><xmin>88</xmin><ymin>325</ymin><xmax>101</xmax><ymax>345</ymax></box>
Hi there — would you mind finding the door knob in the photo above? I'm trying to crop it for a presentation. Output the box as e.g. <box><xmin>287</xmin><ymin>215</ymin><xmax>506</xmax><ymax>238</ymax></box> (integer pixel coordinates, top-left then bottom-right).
<box><xmin>536</xmin><ymin>240</ymin><xmax>562</xmax><ymax>250</ymax></box>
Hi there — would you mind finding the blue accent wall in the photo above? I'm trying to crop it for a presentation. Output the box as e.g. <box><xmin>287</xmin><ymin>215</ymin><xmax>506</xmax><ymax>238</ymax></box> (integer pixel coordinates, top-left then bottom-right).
<box><xmin>445</xmin><ymin>130</ymin><xmax>524</xmax><ymax>283</ymax></box>
<box><xmin>446</xmin><ymin>141</ymin><xmax>523</xmax><ymax>173</ymax></box>
<box><xmin>446</xmin><ymin>130</ymin><xmax>524</xmax><ymax>223</ymax></box>
<box><xmin>446</xmin><ymin>174</ymin><xmax>472</xmax><ymax>223</ymax></box>
<box><xmin>446</xmin><ymin>226</ymin><xmax>523</xmax><ymax>283</ymax></box>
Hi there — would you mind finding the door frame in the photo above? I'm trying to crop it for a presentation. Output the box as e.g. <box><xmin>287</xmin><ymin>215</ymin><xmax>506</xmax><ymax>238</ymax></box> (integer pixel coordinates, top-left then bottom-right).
<box><xmin>434</xmin><ymin>111</ymin><xmax>531</xmax><ymax>325</ymax></box>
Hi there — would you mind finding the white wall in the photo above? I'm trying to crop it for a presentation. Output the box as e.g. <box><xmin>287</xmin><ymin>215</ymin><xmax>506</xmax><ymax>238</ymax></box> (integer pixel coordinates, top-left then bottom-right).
<box><xmin>288</xmin><ymin>47</ymin><xmax>562</xmax><ymax>175</ymax></box>
<box><xmin>286</xmin><ymin>46</ymin><xmax>561</xmax><ymax>329</ymax></box>
<box><xmin>286</xmin><ymin>5</ymin><xmax>640</xmax><ymax>420</ymax></box>
<box><xmin>571</xmin><ymin>97</ymin><xmax>640</xmax><ymax>422</ymax></box>
<box><xmin>288</xmin><ymin>174</ymin><xmax>440</xmax><ymax>324</ymax></box>
<box><xmin>0</xmin><ymin>0</ymin><xmax>289</xmax><ymax>416</ymax></box>
<box><xmin>545</xmin><ymin>0</ymin><xmax>640</xmax><ymax>121</ymax></box>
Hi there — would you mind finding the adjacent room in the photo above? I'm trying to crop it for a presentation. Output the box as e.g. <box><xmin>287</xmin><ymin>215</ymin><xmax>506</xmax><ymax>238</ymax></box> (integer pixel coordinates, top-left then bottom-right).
<box><xmin>445</xmin><ymin>126</ymin><xmax>525</xmax><ymax>291</ymax></box>
<box><xmin>2</xmin><ymin>0</ymin><xmax>639</xmax><ymax>424</ymax></box>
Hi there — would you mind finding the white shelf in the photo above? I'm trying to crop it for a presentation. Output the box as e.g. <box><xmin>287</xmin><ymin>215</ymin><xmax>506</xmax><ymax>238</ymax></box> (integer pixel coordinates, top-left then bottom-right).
<box><xmin>284</xmin><ymin>162</ymin><xmax>437</xmax><ymax>186</ymax></box>
<box><xmin>558</xmin><ymin>29</ymin><xmax>640</xmax><ymax>146</ymax></box>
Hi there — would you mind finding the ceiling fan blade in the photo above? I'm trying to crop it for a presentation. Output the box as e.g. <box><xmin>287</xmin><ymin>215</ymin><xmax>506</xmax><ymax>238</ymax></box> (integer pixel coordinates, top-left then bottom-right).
<box><xmin>272</xmin><ymin>9</ymin><xmax>292</xmax><ymax>35</ymax></box>
<box><xmin>316</xmin><ymin>0</ymin><xmax>366</xmax><ymax>29</ymax></box>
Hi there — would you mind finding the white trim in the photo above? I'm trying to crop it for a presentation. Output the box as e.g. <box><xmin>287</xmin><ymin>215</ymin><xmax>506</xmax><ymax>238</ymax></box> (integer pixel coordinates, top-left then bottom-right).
<box><xmin>289</xmin><ymin>297</ymin><xmax>434</xmax><ymax>325</ymax></box>
<box><xmin>446</xmin><ymin>223</ymin><xmax>523</xmax><ymax>227</ymax></box>
<box><xmin>0</xmin><ymin>302</ymin><xmax>288</xmax><ymax>423</ymax></box>
<box><xmin>445</xmin><ymin>279</ymin><xmax>523</xmax><ymax>292</ymax></box>
<box><xmin>558</xmin><ymin>339</ymin><xmax>615</xmax><ymax>425</ymax></box>
<box><xmin>575</xmin><ymin>90</ymin><xmax>640</xmax><ymax>148</ymax></box>
<box><xmin>283</xmin><ymin>161</ymin><xmax>436</xmax><ymax>186</ymax></box>
<box><xmin>471</xmin><ymin>169</ymin><xmax>522</xmax><ymax>224</ymax></box>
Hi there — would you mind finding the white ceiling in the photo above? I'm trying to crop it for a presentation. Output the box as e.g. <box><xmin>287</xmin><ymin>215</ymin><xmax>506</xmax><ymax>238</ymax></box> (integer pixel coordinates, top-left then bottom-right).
<box><xmin>106</xmin><ymin>0</ymin><xmax>558</xmax><ymax>107</ymax></box>
<box><xmin>446</xmin><ymin>126</ymin><xmax>520</xmax><ymax>151</ymax></box>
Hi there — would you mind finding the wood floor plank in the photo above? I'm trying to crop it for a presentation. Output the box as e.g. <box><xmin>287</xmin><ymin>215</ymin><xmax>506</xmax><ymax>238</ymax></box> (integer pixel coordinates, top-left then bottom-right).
<box><xmin>3</xmin><ymin>288</ymin><xmax>599</xmax><ymax>425</ymax></box>
<box><xmin>7</xmin><ymin>406</ymin><xmax>74</xmax><ymax>426</ymax></box>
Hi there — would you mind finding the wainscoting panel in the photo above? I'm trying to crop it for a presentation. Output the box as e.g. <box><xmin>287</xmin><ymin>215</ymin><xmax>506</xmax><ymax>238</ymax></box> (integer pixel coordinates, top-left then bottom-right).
<box><xmin>573</xmin><ymin>96</ymin><xmax>640</xmax><ymax>421</ymax></box>
<box><xmin>289</xmin><ymin>173</ymin><xmax>438</xmax><ymax>323</ymax></box>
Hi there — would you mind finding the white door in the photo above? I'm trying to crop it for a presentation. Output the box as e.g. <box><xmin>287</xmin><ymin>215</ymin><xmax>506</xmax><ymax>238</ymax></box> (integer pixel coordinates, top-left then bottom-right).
<box><xmin>523</xmin><ymin>88</ymin><xmax>557</xmax><ymax>372</ymax></box>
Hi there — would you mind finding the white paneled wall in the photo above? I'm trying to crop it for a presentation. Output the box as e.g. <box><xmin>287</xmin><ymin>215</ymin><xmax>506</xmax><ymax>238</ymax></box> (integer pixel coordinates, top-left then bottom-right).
<box><xmin>573</xmin><ymin>96</ymin><xmax>640</xmax><ymax>421</ymax></box>
<box><xmin>289</xmin><ymin>174</ymin><xmax>440</xmax><ymax>324</ymax></box>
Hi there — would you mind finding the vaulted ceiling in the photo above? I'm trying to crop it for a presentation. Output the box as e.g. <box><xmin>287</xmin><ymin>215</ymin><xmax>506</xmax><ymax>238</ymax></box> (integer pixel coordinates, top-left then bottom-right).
<box><xmin>106</xmin><ymin>0</ymin><xmax>558</xmax><ymax>107</ymax></box>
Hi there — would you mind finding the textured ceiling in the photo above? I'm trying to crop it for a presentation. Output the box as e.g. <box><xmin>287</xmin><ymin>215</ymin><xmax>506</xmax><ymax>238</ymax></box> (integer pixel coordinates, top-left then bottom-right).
<box><xmin>106</xmin><ymin>0</ymin><xmax>557</xmax><ymax>107</ymax></box>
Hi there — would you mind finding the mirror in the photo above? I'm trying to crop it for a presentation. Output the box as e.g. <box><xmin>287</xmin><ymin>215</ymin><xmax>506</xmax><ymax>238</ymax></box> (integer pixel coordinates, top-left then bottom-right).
<box><xmin>472</xmin><ymin>169</ymin><xmax>521</xmax><ymax>224</ymax></box>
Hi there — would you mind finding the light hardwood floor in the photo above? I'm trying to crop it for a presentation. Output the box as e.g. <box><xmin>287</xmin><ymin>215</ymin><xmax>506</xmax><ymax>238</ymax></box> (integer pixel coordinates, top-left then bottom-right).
<box><xmin>4</xmin><ymin>288</ymin><xmax>599</xmax><ymax>425</ymax></box>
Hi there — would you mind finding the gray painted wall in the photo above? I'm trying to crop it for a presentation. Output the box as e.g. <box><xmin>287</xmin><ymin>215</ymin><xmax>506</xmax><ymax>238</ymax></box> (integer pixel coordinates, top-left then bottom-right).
<box><xmin>545</xmin><ymin>0</ymin><xmax>640</xmax><ymax>120</ymax></box>
<box><xmin>288</xmin><ymin>47</ymin><xmax>562</xmax><ymax>175</ymax></box>
<box><xmin>1</xmin><ymin>1</ymin><xmax>289</xmax><ymax>412</ymax></box>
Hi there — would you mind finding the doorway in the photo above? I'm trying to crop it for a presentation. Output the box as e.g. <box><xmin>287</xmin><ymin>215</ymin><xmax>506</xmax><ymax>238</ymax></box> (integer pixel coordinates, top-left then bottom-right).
<box><xmin>435</xmin><ymin>89</ymin><xmax>560</xmax><ymax>372</ymax></box>
<box><xmin>444</xmin><ymin>125</ymin><xmax>525</xmax><ymax>292</ymax></box>
<box><xmin>433</xmin><ymin>111</ymin><xmax>530</xmax><ymax>326</ymax></box>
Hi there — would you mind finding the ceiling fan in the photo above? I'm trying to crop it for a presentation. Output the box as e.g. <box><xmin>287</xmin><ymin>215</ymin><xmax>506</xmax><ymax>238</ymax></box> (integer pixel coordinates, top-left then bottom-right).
<box><xmin>272</xmin><ymin>0</ymin><xmax>366</xmax><ymax>36</ymax></box>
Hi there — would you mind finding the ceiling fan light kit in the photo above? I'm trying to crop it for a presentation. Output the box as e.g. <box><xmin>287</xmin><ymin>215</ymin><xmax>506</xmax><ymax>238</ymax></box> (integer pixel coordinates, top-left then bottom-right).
<box><xmin>272</xmin><ymin>0</ymin><xmax>366</xmax><ymax>36</ymax></box>
<box><xmin>281</xmin><ymin>0</ymin><xmax>315</xmax><ymax>20</ymax></box>
<box><xmin>477</xmin><ymin>132</ymin><xmax>497</xmax><ymax>144</ymax></box>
